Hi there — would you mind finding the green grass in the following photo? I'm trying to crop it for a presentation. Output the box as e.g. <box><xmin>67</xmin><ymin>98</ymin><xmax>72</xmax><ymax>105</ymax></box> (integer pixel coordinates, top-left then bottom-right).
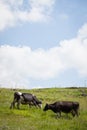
<box><xmin>0</xmin><ymin>87</ymin><xmax>87</xmax><ymax>130</ymax></box>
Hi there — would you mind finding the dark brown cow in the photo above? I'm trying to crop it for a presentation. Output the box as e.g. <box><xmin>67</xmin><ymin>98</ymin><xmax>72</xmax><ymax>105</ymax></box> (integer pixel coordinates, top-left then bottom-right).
<box><xmin>43</xmin><ymin>101</ymin><xmax>79</xmax><ymax>117</ymax></box>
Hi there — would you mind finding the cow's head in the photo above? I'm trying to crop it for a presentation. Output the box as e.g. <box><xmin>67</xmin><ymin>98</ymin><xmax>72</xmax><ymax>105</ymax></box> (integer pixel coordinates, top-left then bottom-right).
<box><xmin>33</xmin><ymin>96</ymin><xmax>42</xmax><ymax>108</ymax></box>
<box><xmin>43</xmin><ymin>103</ymin><xmax>49</xmax><ymax>111</ymax></box>
<box><xmin>37</xmin><ymin>101</ymin><xmax>42</xmax><ymax>108</ymax></box>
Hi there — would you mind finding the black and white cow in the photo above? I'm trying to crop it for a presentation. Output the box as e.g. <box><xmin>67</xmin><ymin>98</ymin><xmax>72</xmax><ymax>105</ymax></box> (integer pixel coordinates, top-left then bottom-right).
<box><xmin>43</xmin><ymin>101</ymin><xmax>79</xmax><ymax>117</ymax></box>
<box><xmin>10</xmin><ymin>92</ymin><xmax>42</xmax><ymax>109</ymax></box>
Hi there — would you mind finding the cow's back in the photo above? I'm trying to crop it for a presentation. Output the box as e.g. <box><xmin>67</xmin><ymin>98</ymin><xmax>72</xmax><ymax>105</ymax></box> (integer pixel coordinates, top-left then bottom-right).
<box><xmin>22</xmin><ymin>93</ymin><xmax>33</xmax><ymax>101</ymax></box>
<box><xmin>55</xmin><ymin>101</ymin><xmax>79</xmax><ymax>113</ymax></box>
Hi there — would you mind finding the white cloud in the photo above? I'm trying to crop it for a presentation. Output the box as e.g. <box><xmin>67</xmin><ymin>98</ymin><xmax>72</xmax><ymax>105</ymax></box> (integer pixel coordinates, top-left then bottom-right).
<box><xmin>0</xmin><ymin>45</ymin><xmax>63</xmax><ymax>88</ymax></box>
<box><xmin>78</xmin><ymin>23</ymin><xmax>87</xmax><ymax>39</ymax></box>
<box><xmin>0</xmin><ymin>1</ymin><xmax>15</xmax><ymax>30</ymax></box>
<box><xmin>3</xmin><ymin>0</ymin><xmax>23</xmax><ymax>6</ymax></box>
<box><xmin>59</xmin><ymin>23</ymin><xmax>87</xmax><ymax>76</ymax></box>
<box><xmin>0</xmin><ymin>23</ymin><xmax>87</xmax><ymax>88</ymax></box>
<box><xmin>0</xmin><ymin>0</ymin><xmax>55</xmax><ymax>31</ymax></box>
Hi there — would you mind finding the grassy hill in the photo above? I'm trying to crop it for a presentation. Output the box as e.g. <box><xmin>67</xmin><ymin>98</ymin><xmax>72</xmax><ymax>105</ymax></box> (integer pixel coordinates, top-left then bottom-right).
<box><xmin>0</xmin><ymin>87</ymin><xmax>87</xmax><ymax>130</ymax></box>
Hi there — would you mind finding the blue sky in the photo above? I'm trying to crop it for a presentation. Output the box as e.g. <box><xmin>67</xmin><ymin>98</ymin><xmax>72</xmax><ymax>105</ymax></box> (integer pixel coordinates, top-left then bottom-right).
<box><xmin>0</xmin><ymin>0</ymin><xmax>87</xmax><ymax>89</ymax></box>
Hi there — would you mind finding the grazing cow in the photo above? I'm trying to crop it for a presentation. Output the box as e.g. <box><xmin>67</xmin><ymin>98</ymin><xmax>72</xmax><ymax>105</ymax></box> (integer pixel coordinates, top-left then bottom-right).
<box><xmin>10</xmin><ymin>92</ymin><xmax>42</xmax><ymax>109</ymax></box>
<box><xmin>43</xmin><ymin>101</ymin><xmax>79</xmax><ymax>117</ymax></box>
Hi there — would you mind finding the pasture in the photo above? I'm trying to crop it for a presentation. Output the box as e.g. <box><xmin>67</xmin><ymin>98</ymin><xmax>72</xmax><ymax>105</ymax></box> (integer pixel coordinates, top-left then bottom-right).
<box><xmin>0</xmin><ymin>87</ymin><xmax>87</xmax><ymax>130</ymax></box>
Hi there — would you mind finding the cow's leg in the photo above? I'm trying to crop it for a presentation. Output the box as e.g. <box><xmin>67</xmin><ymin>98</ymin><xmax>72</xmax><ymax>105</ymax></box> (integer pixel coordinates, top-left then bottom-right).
<box><xmin>71</xmin><ymin>110</ymin><xmax>76</xmax><ymax>117</ymax></box>
<box><xmin>10</xmin><ymin>102</ymin><xmax>15</xmax><ymax>109</ymax></box>
<box><xmin>57</xmin><ymin>111</ymin><xmax>61</xmax><ymax>118</ymax></box>
<box><xmin>10</xmin><ymin>98</ymin><xmax>17</xmax><ymax>109</ymax></box>
<box><xmin>33</xmin><ymin>101</ymin><xmax>42</xmax><ymax>109</ymax></box>
<box><xmin>28</xmin><ymin>102</ymin><xmax>32</xmax><ymax>108</ymax></box>
<box><xmin>10</xmin><ymin>102</ymin><xmax>13</xmax><ymax>109</ymax></box>
<box><xmin>74</xmin><ymin>109</ymin><xmax>79</xmax><ymax>117</ymax></box>
<box><xmin>17</xmin><ymin>99</ymin><xmax>21</xmax><ymax>109</ymax></box>
<box><xmin>32</xmin><ymin>100</ymin><xmax>38</xmax><ymax>108</ymax></box>
<box><xmin>13</xmin><ymin>99</ymin><xmax>16</xmax><ymax>108</ymax></box>
<box><xmin>71</xmin><ymin>109</ymin><xmax>79</xmax><ymax>117</ymax></box>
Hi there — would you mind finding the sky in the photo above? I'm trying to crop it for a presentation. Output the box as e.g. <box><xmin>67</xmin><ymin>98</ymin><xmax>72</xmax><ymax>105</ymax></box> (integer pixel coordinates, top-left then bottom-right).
<box><xmin>0</xmin><ymin>0</ymin><xmax>87</xmax><ymax>89</ymax></box>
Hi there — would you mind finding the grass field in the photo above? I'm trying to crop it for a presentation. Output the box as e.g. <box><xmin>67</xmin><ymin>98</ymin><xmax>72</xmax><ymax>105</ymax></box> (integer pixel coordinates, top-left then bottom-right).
<box><xmin>0</xmin><ymin>87</ymin><xmax>87</xmax><ymax>130</ymax></box>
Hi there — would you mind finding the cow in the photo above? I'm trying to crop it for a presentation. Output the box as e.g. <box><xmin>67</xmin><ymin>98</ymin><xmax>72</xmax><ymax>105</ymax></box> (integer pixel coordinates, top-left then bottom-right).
<box><xmin>10</xmin><ymin>92</ymin><xmax>42</xmax><ymax>109</ymax></box>
<box><xmin>43</xmin><ymin>101</ymin><xmax>79</xmax><ymax>118</ymax></box>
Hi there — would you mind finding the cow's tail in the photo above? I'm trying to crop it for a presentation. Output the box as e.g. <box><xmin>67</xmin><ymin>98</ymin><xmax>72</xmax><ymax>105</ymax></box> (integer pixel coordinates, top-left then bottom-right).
<box><xmin>14</xmin><ymin>92</ymin><xmax>22</xmax><ymax>101</ymax></box>
<box><xmin>73</xmin><ymin>102</ymin><xmax>80</xmax><ymax>116</ymax></box>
